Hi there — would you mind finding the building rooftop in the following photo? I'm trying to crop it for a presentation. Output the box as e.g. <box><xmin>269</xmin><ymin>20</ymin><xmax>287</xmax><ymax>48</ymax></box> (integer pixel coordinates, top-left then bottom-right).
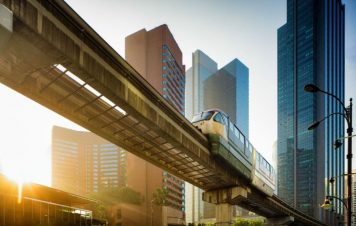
<box><xmin>0</xmin><ymin>174</ymin><xmax>98</xmax><ymax>206</ymax></box>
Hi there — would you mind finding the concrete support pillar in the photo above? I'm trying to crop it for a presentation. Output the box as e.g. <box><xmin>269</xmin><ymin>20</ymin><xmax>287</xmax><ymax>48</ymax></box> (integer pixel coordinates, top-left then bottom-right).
<box><xmin>264</xmin><ymin>216</ymin><xmax>294</xmax><ymax>226</ymax></box>
<box><xmin>203</xmin><ymin>186</ymin><xmax>249</xmax><ymax>226</ymax></box>
<box><xmin>215</xmin><ymin>203</ymin><xmax>234</xmax><ymax>226</ymax></box>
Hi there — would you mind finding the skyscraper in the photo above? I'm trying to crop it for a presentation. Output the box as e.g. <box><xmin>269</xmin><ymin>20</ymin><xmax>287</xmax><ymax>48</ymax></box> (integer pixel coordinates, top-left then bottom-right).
<box><xmin>185</xmin><ymin>50</ymin><xmax>217</xmax><ymax>224</ymax></box>
<box><xmin>185</xmin><ymin>50</ymin><xmax>218</xmax><ymax>120</ymax></box>
<box><xmin>277</xmin><ymin>0</ymin><xmax>345</xmax><ymax>221</ymax></box>
<box><xmin>52</xmin><ymin>126</ymin><xmax>159</xmax><ymax>226</ymax></box>
<box><xmin>125</xmin><ymin>24</ymin><xmax>185</xmax><ymax>114</ymax></box>
<box><xmin>185</xmin><ymin>50</ymin><xmax>249</xmax><ymax>223</ymax></box>
<box><xmin>204</xmin><ymin>58</ymin><xmax>249</xmax><ymax>137</ymax></box>
<box><xmin>52</xmin><ymin>126</ymin><xmax>126</xmax><ymax>195</ymax></box>
<box><xmin>125</xmin><ymin>24</ymin><xmax>186</xmax><ymax>226</ymax></box>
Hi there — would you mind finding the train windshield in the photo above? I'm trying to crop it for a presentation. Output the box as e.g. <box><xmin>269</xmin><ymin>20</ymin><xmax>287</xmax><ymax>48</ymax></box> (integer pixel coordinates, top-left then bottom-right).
<box><xmin>192</xmin><ymin>111</ymin><xmax>214</xmax><ymax>123</ymax></box>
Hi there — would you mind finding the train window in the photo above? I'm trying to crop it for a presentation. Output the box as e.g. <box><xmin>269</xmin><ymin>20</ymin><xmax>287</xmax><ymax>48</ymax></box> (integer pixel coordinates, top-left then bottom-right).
<box><xmin>221</xmin><ymin>114</ymin><xmax>227</xmax><ymax>125</ymax></box>
<box><xmin>213</xmin><ymin>113</ymin><xmax>223</xmax><ymax>124</ymax></box>
<box><xmin>234</xmin><ymin>127</ymin><xmax>238</xmax><ymax>138</ymax></box>
<box><xmin>192</xmin><ymin>111</ymin><xmax>214</xmax><ymax>122</ymax></box>
<box><xmin>239</xmin><ymin>132</ymin><xmax>244</xmax><ymax>143</ymax></box>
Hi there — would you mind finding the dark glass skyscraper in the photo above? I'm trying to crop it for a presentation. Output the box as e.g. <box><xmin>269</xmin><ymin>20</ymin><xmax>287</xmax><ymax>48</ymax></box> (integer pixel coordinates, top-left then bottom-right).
<box><xmin>277</xmin><ymin>0</ymin><xmax>345</xmax><ymax>222</ymax></box>
<box><xmin>204</xmin><ymin>59</ymin><xmax>249</xmax><ymax>137</ymax></box>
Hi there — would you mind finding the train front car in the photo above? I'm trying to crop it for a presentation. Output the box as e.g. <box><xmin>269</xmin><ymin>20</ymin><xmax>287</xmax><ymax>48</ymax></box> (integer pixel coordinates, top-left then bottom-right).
<box><xmin>192</xmin><ymin>109</ymin><xmax>276</xmax><ymax>197</ymax></box>
<box><xmin>191</xmin><ymin>109</ymin><xmax>253</xmax><ymax>181</ymax></box>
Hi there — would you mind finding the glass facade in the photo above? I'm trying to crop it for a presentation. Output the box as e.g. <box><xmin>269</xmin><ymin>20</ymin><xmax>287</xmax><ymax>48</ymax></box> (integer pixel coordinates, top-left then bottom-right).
<box><xmin>90</xmin><ymin>143</ymin><xmax>125</xmax><ymax>192</ymax></box>
<box><xmin>0</xmin><ymin>194</ymin><xmax>106</xmax><ymax>226</ymax></box>
<box><xmin>126</xmin><ymin>25</ymin><xmax>186</xmax><ymax>223</ymax></box>
<box><xmin>52</xmin><ymin>139</ymin><xmax>80</xmax><ymax>193</ymax></box>
<box><xmin>162</xmin><ymin>44</ymin><xmax>185</xmax><ymax>114</ymax></box>
<box><xmin>204</xmin><ymin>59</ymin><xmax>249</xmax><ymax>138</ymax></box>
<box><xmin>221</xmin><ymin>59</ymin><xmax>249</xmax><ymax>138</ymax></box>
<box><xmin>277</xmin><ymin>0</ymin><xmax>345</xmax><ymax>222</ymax></box>
<box><xmin>185</xmin><ymin>50</ymin><xmax>218</xmax><ymax>120</ymax></box>
<box><xmin>52</xmin><ymin>126</ymin><xmax>126</xmax><ymax>196</ymax></box>
<box><xmin>184</xmin><ymin>51</ymin><xmax>249</xmax><ymax>223</ymax></box>
<box><xmin>161</xmin><ymin>44</ymin><xmax>186</xmax><ymax>213</ymax></box>
<box><xmin>184</xmin><ymin>50</ymin><xmax>218</xmax><ymax>224</ymax></box>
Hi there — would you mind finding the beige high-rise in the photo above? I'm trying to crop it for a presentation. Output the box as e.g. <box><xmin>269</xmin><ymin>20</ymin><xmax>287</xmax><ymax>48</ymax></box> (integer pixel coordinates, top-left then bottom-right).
<box><xmin>125</xmin><ymin>24</ymin><xmax>186</xmax><ymax>226</ymax></box>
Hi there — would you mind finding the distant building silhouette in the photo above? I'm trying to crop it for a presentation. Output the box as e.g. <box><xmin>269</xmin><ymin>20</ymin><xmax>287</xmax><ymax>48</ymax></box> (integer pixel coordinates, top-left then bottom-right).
<box><xmin>52</xmin><ymin>126</ymin><xmax>125</xmax><ymax>195</ymax></box>
<box><xmin>52</xmin><ymin>125</ymin><xmax>181</xmax><ymax>226</ymax></box>
<box><xmin>277</xmin><ymin>0</ymin><xmax>345</xmax><ymax>223</ymax></box>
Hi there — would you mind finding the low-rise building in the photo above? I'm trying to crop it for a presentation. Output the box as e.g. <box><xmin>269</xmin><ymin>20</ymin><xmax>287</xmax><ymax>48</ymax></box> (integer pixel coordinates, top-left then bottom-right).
<box><xmin>0</xmin><ymin>174</ymin><xmax>107</xmax><ymax>226</ymax></box>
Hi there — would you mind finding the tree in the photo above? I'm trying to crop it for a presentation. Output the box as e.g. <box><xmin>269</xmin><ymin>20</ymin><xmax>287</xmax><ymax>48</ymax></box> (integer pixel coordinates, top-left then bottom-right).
<box><xmin>88</xmin><ymin>186</ymin><xmax>144</xmax><ymax>205</ymax></box>
<box><xmin>233</xmin><ymin>218</ymin><xmax>263</xmax><ymax>226</ymax></box>
<box><xmin>187</xmin><ymin>223</ymin><xmax>214</xmax><ymax>226</ymax></box>
<box><xmin>152</xmin><ymin>187</ymin><xmax>169</xmax><ymax>206</ymax></box>
<box><xmin>86</xmin><ymin>186</ymin><xmax>144</xmax><ymax>225</ymax></box>
<box><xmin>89</xmin><ymin>202</ymin><xmax>107</xmax><ymax>220</ymax></box>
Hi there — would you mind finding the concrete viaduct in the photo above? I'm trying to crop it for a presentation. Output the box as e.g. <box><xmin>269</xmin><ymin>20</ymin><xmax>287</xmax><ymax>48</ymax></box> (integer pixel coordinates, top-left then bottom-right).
<box><xmin>0</xmin><ymin>1</ymin><xmax>330</xmax><ymax>225</ymax></box>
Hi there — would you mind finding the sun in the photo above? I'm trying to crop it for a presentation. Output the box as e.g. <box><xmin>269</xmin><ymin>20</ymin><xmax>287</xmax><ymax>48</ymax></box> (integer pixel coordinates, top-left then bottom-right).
<box><xmin>1</xmin><ymin>151</ymin><xmax>51</xmax><ymax>186</ymax></box>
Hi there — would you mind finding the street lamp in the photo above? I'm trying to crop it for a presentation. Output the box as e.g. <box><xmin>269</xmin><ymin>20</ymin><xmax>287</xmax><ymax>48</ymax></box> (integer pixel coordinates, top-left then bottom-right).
<box><xmin>334</xmin><ymin>135</ymin><xmax>356</xmax><ymax>150</ymax></box>
<box><xmin>321</xmin><ymin>195</ymin><xmax>348</xmax><ymax>211</ymax></box>
<box><xmin>304</xmin><ymin>84</ymin><xmax>353</xmax><ymax>226</ymax></box>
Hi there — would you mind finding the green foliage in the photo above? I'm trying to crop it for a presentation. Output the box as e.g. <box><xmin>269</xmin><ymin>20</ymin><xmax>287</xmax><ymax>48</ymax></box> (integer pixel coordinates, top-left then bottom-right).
<box><xmin>89</xmin><ymin>202</ymin><xmax>107</xmax><ymax>219</ymax></box>
<box><xmin>233</xmin><ymin>218</ymin><xmax>263</xmax><ymax>226</ymax></box>
<box><xmin>187</xmin><ymin>218</ymin><xmax>262</xmax><ymax>226</ymax></box>
<box><xmin>88</xmin><ymin>186</ymin><xmax>144</xmax><ymax>205</ymax></box>
<box><xmin>187</xmin><ymin>223</ymin><xmax>214</xmax><ymax>226</ymax></box>
<box><xmin>152</xmin><ymin>187</ymin><xmax>169</xmax><ymax>206</ymax></box>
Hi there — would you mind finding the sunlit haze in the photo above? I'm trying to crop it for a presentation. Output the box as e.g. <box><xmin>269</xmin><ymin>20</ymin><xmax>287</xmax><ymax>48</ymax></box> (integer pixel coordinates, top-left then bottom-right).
<box><xmin>0</xmin><ymin>84</ymin><xmax>85</xmax><ymax>185</ymax></box>
<box><xmin>0</xmin><ymin>0</ymin><xmax>355</xmax><ymax>186</ymax></box>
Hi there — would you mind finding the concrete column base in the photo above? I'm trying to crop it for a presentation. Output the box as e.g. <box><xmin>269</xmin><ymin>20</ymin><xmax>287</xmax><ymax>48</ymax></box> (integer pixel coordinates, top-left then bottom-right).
<box><xmin>202</xmin><ymin>187</ymin><xmax>249</xmax><ymax>226</ymax></box>
<box><xmin>264</xmin><ymin>216</ymin><xmax>294</xmax><ymax>226</ymax></box>
<box><xmin>215</xmin><ymin>203</ymin><xmax>234</xmax><ymax>226</ymax></box>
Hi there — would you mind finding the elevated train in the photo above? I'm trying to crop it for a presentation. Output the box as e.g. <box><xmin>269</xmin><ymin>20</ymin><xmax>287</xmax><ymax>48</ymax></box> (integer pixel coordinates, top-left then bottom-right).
<box><xmin>192</xmin><ymin>109</ymin><xmax>276</xmax><ymax>196</ymax></box>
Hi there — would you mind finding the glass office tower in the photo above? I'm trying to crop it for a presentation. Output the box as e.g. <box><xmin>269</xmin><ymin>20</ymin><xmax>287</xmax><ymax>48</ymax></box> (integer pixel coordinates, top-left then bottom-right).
<box><xmin>204</xmin><ymin>59</ymin><xmax>249</xmax><ymax>137</ymax></box>
<box><xmin>185</xmin><ymin>50</ymin><xmax>218</xmax><ymax>120</ymax></box>
<box><xmin>277</xmin><ymin>0</ymin><xmax>345</xmax><ymax>222</ymax></box>
<box><xmin>185</xmin><ymin>50</ymin><xmax>217</xmax><ymax>224</ymax></box>
<box><xmin>185</xmin><ymin>50</ymin><xmax>250</xmax><ymax>223</ymax></box>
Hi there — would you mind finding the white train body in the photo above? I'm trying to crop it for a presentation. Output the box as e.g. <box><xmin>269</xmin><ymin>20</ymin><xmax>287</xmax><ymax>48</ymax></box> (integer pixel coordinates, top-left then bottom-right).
<box><xmin>192</xmin><ymin>109</ymin><xmax>276</xmax><ymax>196</ymax></box>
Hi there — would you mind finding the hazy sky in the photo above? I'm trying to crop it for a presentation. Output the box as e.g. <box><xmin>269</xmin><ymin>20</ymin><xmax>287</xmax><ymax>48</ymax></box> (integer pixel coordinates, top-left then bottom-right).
<box><xmin>63</xmin><ymin>0</ymin><xmax>286</xmax><ymax>158</ymax></box>
<box><xmin>0</xmin><ymin>0</ymin><xmax>355</xmax><ymax>185</ymax></box>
